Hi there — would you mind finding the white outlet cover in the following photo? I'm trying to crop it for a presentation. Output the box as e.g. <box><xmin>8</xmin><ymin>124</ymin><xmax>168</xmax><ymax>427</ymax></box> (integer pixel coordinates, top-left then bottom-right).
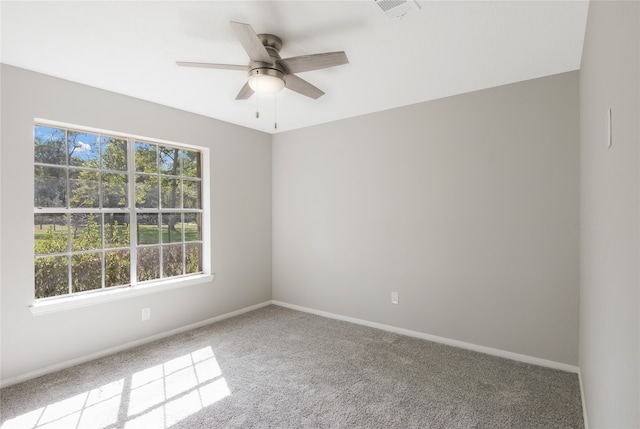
<box><xmin>391</xmin><ymin>292</ymin><xmax>399</xmax><ymax>304</ymax></box>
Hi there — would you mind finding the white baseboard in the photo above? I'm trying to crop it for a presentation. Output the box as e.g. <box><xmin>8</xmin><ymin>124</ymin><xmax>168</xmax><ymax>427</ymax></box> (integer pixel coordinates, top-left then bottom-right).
<box><xmin>2</xmin><ymin>299</ymin><xmax>580</xmax><ymax>389</ymax></box>
<box><xmin>578</xmin><ymin>369</ymin><xmax>589</xmax><ymax>429</ymax></box>
<box><xmin>0</xmin><ymin>300</ymin><xmax>272</xmax><ymax>388</ymax></box>
<box><xmin>272</xmin><ymin>300</ymin><xmax>580</xmax><ymax>374</ymax></box>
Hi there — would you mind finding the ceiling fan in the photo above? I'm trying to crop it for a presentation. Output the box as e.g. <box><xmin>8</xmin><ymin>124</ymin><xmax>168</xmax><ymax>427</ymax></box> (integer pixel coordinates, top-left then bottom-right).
<box><xmin>176</xmin><ymin>21</ymin><xmax>349</xmax><ymax>100</ymax></box>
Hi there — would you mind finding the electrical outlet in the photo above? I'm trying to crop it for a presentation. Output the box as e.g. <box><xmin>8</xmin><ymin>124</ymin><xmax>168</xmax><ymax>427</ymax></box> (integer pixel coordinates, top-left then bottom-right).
<box><xmin>391</xmin><ymin>292</ymin><xmax>399</xmax><ymax>304</ymax></box>
<box><xmin>141</xmin><ymin>308</ymin><xmax>151</xmax><ymax>321</ymax></box>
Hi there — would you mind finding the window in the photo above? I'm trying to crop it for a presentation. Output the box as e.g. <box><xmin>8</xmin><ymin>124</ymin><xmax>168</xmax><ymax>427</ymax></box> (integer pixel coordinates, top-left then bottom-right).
<box><xmin>34</xmin><ymin>122</ymin><xmax>207</xmax><ymax>300</ymax></box>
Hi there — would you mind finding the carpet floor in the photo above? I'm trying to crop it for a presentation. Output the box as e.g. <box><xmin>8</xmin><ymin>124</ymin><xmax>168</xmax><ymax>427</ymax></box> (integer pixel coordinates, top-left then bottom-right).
<box><xmin>0</xmin><ymin>305</ymin><xmax>583</xmax><ymax>428</ymax></box>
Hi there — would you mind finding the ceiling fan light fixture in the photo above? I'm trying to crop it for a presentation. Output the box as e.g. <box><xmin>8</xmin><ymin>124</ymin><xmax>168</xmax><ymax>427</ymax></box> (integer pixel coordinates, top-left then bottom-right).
<box><xmin>177</xmin><ymin>21</ymin><xmax>349</xmax><ymax>101</ymax></box>
<box><xmin>248</xmin><ymin>68</ymin><xmax>285</xmax><ymax>94</ymax></box>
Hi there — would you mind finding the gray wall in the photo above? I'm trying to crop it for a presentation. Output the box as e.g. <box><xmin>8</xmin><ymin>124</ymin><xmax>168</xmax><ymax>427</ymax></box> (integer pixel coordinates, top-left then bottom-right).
<box><xmin>273</xmin><ymin>72</ymin><xmax>580</xmax><ymax>365</ymax></box>
<box><xmin>0</xmin><ymin>65</ymin><xmax>273</xmax><ymax>382</ymax></box>
<box><xmin>579</xmin><ymin>1</ymin><xmax>640</xmax><ymax>427</ymax></box>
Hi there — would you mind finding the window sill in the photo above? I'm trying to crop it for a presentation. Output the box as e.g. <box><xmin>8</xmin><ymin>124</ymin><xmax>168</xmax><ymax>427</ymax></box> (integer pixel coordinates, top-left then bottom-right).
<box><xmin>29</xmin><ymin>274</ymin><xmax>215</xmax><ymax>316</ymax></box>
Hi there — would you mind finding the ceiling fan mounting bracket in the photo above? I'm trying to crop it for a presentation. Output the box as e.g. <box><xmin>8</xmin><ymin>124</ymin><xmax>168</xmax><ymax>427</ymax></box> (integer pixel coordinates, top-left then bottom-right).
<box><xmin>257</xmin><ymin>34</ymin><xmax>282</xmax><ymax>52</ymax></box>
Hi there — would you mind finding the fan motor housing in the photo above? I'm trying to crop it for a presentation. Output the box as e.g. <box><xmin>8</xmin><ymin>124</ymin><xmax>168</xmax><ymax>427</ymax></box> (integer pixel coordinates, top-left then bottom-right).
<box><xmin>248</xmin><ymin>67</ymin><xmax>285</xmax><ymax>81</ymax></box>
<box><xmin>251</xmin><ymin>33</ymin><xmax>284</xmax><ymax>76</ymax></box>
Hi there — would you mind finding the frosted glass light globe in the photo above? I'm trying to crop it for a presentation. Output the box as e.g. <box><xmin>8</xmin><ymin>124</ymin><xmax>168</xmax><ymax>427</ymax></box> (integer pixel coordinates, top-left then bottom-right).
<box><xmin>248</xmin><ymin>72</ymin><xmax>285</xmax><ymax>94</ymax></box>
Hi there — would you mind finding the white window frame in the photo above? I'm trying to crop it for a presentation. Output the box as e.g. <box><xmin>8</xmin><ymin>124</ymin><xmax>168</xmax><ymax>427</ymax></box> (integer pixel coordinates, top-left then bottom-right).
<box><xmin>30</xmin><ymin>119</ymin><xmax>213</xmax><ymax>316</ymax></box>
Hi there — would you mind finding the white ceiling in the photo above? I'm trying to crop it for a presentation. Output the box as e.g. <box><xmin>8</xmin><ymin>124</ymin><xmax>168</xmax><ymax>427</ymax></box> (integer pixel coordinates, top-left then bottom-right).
<box><xmin>1</xmin><ymin>1</ymin><xmax>589</xmax><ymax>134</ymax></box>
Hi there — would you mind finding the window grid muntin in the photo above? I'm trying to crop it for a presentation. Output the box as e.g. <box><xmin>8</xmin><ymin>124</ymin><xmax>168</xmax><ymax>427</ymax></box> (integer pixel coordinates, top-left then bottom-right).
<box><xmin>34</xmin><ymin>122</ymin><xmax>204</xmax><ymax>301</ymax></box>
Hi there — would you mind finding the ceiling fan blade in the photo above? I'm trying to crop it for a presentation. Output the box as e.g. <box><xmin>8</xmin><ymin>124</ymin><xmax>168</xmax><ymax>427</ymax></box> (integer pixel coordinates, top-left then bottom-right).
<box><xmin>176</xmin><ymin>61</ymin><xmax>247</xmax><ymax>71</ymax></box>
<box><xmin>279</xmin><ymin>51</ymin><xmax>349</xmax><ymax>74</ymax></box>
<box><xmin>235</xmin><ymin>81</ymin><xmax>255</xmax><ymax>100</ymax></box>
<box><xmin>230</xmin><ymin>21</ymin><xmax>272</xmax><ymax>64</ymax></box>
<box><xmin>285</xmin><ymin>74</ymin><xmax>325</xmax><ymax>99</ymax></box>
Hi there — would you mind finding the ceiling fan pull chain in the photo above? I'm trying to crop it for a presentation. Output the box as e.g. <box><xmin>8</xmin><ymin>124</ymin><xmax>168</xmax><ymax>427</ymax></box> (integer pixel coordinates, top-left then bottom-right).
<box><xmin>256</xmin><ymin>70</ymin><xmax>260</xmax><ymax>119</ymax></box>
<box><xmin>274</xmin><ymin>93</ymin><xmax>278</xmax><ymax>129</ymax></box>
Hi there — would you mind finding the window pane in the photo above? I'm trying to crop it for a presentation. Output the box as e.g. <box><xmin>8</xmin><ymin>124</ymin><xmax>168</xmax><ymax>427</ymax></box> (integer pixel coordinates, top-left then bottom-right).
<box><xmin>135</xmin><ymin>142</ymin><xmax>158</xmax><ymax>173</ymax></box>
<box><xmin>185</xmin><ymin>243</ymin><xmax>202</xmax><ymax>274</ymax></box>
<box><xmin>183</xmin><ymin>213</ymin><xmax>202</xmax><ymax>242</ymax></box>
<box><xmin>71</xmin><ymin>253</ymin><xmax>102</xmax><ymax>292</ymax></box>
<box><xmin>102</xmin><ymin>172</ymin><xmax>128</xmax><ymax>208</ymax></box>
<box><xmin>34</xmin><ymin>214</ymin><xmax>68</xmax><ymax>255</ymax></box>
<box><xmin>101</xmin><ymin>136</ymin><xmax>128</xmax><ymax>171</ymax></box>
<box><xmin>105</xmin><ymin>250</ymin><xmax>130</xmax><ymax>287</ymax></box>
<box><xmin>105</xmin><ymin>213</ymin><xmax>130</xmax><ymax>248</ymax></box>
<box><xmin>70</xmin><ymin>170</ymin><xmax>99</xmax><ymax>208</ymax></box>
<box><xmin>161</xmin><ymin>178</ymin><xmax>181</xmax><ymax>209</ymax></box>
<box><xmin>159</xmin><ymin>147</ymin><xmax>180</xmax><ymax>176</ymax></box>
<box><xmin>35</xmin><ymin>126</ymin><xmax>66</xmax><ymax>165</ymax></box>
<box><xmin>136</xmin><ymin>174</ymin><xmax>158</xmax><ymax>208</ymax></box>
<box><xmin>71</xmin><ymin>214</ymin><xmax>102</xmax><ymax>251</ymax></box>
<box><xmin>35</xmin><ymin>256</ymin><xmax>69</xmax><ymax>298</ymax></box>
<box><xmin>182</xmin><ymin>150</ymin><xmax>200</xmax><ymax>178</ymax></box>
<box><xmin>34</xmin><ymin>124</ymin><xmax>207</xmax><ymax>299</ymax></box>
<box><xmin>162</xmin><ymin>213</ymin><xmax>183</xmax><ymax>243</ymax></box>
<box><xmin>163</xmin><ymin>245</ymin><xmax>183</xmax><ymax>278</ymax></box>
<box><xmin>35</xmin><ymin>166</ymin><xmax>67</xmax><ymax>208</ymax></box>
<box><xmin>137</xmin><ymin>246</ymin><xmax>160</xmax><ymax>282</ymax></box>
<box><xmin>183</xmin><ymin>180</ymin><xmax>201</xmax><ymax>209</ymax></box>
<box><xmin>137</xmin><ymin>214</ymin><xmax>160</xmax><ymax>245</ymax></box>
<box><xmin>68</xmin><ymin>131</ymin><xmax>99</xmax><ymax>168</ymax></box>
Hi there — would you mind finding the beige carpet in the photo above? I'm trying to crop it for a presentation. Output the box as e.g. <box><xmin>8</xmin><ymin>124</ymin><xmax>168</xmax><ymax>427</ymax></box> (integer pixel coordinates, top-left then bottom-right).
<box><xmin>0</xmin><ymin>305</ymin><xmax>583</xmax><ymax>428</ymax></box>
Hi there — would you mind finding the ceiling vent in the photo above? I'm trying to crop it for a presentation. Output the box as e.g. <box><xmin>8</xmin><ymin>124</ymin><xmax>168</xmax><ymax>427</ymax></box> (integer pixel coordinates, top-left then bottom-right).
<box><xmin>374</xmin><ymin>0</ymin><xmax>420</xmax><ymax>19</ymax></box>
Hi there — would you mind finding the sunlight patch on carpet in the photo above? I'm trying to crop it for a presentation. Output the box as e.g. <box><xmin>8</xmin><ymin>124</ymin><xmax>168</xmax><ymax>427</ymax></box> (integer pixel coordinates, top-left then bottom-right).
<box><xmin>0</xmin><ymin>378</ymin><xmax>124</xmax><ymax>429</ymax></box>
<box><xmin>0</xmin><ymin>347</ymin><xmax>230</xmax><ymax>429</ymax></box>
